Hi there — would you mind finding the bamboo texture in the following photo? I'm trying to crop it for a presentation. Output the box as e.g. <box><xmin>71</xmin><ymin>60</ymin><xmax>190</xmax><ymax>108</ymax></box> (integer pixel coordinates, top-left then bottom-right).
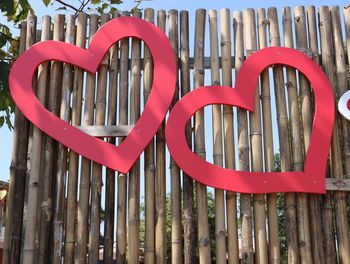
<box><xmin>4</xmin><ymin>6</ymin><xmax>350</xmax><ymax>264</ymax></box>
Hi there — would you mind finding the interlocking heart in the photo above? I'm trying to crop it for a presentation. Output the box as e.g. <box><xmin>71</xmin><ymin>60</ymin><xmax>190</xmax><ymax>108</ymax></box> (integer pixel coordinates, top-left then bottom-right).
<box><xmin>10</xmin><ymin>17</ymin><xmax>334</xmax><ymax>193</ymax></box>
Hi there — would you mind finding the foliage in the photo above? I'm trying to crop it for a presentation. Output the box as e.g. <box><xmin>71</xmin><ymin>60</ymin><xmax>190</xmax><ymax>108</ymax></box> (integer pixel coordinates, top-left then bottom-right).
<box><xmin>274</xmin><ymin>153</ymin><xmax>288</xmax><ymax>264</ymax></box>
<box><xmin>139</xmin><ymin>192</ymin><xmax>216</xmax><ymax>263</ymax></box>
<box><xmin>0</xmin><ymin>0</ymin><xmax>144</xmax><ymax>130</ymax></box>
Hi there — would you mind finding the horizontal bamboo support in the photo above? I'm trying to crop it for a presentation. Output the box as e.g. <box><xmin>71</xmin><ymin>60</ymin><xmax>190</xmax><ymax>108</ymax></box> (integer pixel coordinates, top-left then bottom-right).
<box><xmin>325</xmin><ymin>178</ymin><xmax>350</xmax><ymax>191</ymax></box>
<box><xmin>120</xmin><ymin>50</ymin><xmax>315</xmax><ymax>70</ymax></box>
<box><xmin>77</xmin><ymin>125</ymin><xmax>133</xmax><ymax>137</ymax></box>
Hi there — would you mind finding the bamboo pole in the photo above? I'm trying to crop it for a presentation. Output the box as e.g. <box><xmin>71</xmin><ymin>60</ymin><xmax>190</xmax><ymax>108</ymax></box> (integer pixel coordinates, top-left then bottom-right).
<box><xmin>116</xmin><ymin>11</ymin><xmax>130</xmax><ymax>264</ymax></box>
<box><xmin>168</xmin><ymin>9</ymin><xmax>183</xmax><ymax>264</ymax></box>
<box><xmin>180</xmin><ymin>10</ymin><xmax>196</xmax><ymax>264</ymax></box>
<box><xmin>143</xmin><ymin>8</ymin><xmax>155</xmax><ymax>264</ymax></box>
<box><xmin>103</xmin><ymin>11</ymin><xmax>120</xmax><ymax>264</ymax></box>
<box><xmin>219</xmin><ymin>8</ymin><xmax>240</xmax><ymax>264</ymax></box>
<box><xmin>27</xmin><ymin>15</ymin><xmax>51</xmax><ymax>263</ymax></box>
<box><xmin>3</xmin><ymin>19</ymin><xmax>28</xmax><ymax>264</ymax></box>
<box><xmin>76</xmin><ymin>14</ymin><xmax>99</xmax><ymax>263</ymax></box>
<box><xmin>267</xmin><ymin>7</ymin><xmax>300</xmax><ymax>264</ymax></box>
<box><xmin>21</xmin><ymin>14</ymin><xmax>42</xmax><ymax>264</ymax></box>
<box><xmin>233</xmin><ymin>11</ymin><xmax>254</xmax><ymax>264</ymax></box>
<box><xmin>24</xmin><ymin>14</ymin><xmax>38</xmax><ymax>212</ymax></box>
<box><xmin>194</xmin><ymin>9</ymin><xmax>211</xmax><ymax>264</ymax></box>
<box><xmin>297</xmin><ymin>6</ymin><xmax>325</xmax><ymax>263</ymax></box>
<box><xmin>282</xmin><ymin>7</ymin><xmax>313</xmax><ymax>264</ymax></box>
<box><xmin>330</xmin><ymin>6</ymin><xmax>350</xmax><ymax>264</ymax></box>
<box><xmin>127</xmin><ymin>10</ymin><xmax>142</xmax><ymax>264</ymax></box>
<box><xmin>88</xmin><ymin>13</ymin><xmax>110</xmax><ymax>264</ymax></box>
<box><xmin>52</xmin><ymin>14</ymin><xmax>75</xmax><ymax>264</ymax></box>
<box><xmin>155</xmin><ymin>9</ymin><xmax>167</xmax><ymax>264</ymax></box>
<box><xmin>64</xmin><ymin>13</ymin><xmax>87</xmax><ymax>264</ymax></box>
<box><xmin>208</xmin><ymin>10</ymin><xmax>227</xmax><ymax>264</ymax></box>
<box><xmin>256</xmin><ymin>8</ymin><xmax>280</xmax><ymax>264</ymax></box>
<box><xmin>319</xmin><ymin>6</ymin><xmax>350</xmax><ymax>264</ymax></box>
<box><xmin>243</xmin><ymin>8</ymin><xmax>268</xmax><ymax>264</ymax></box>
<box><xmin>331</xmin><ymin>6</ymin><xmax>350</xmax><ymax>174</ymax></box>
<box><xmin>317</xmin><ymin>7</ymin><xmax>340</xmax><ymax>264</ymax></box>
<box><xmin>42</xmin><ymin>14</ymin><xmax>65</xmax><ymax>263</ymax></box>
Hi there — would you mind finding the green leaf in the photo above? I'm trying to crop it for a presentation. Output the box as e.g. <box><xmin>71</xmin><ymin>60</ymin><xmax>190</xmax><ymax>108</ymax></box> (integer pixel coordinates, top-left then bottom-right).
<box><xmin>91</xmin><ymin>0</ymin><xmax>101</xmax><ymax>4</ymax></box>
<box><xmin>0</xmin><ymin>0</ymin><xmax>15</xmax><ymax>16</ymax></box>
<box><xmin>42</xmin><ymin>0</ymin><xmax>51</xmax><ymax>7</ymax></box>
<box><xmin>0</xmin><ymin>35</ymin><xmax>7</xmax><ymax>48</ymax></box>
<box><xmin>56</xmin><ymin>6</ymin><xmax>67</xmax><ymax>11</ymax></box>
<box><xmin>111</xmin><ymin>0</ymin><xmax>123</xmax><ymax>4</ymax></box>
<box><xmin>109</xmin><ymin>7</ymin><xmax>118</xmax><ymax>14</ymax></box>
<box><xmin>0</xmin><ymin>116</ymin><xmax>4</xmax><ymax>127</ymax></box>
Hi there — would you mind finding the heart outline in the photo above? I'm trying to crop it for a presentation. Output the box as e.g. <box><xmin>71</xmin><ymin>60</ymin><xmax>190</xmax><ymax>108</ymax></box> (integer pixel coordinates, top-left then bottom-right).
<box><xmin>9</xmin><ymin>17</ymin><xmax>176</xmax><ymax>173</ymax></box>
<box><xmin>165</xmin><ymin>47</ymin><xmax>334</xmax><ymax>193</ymax></box>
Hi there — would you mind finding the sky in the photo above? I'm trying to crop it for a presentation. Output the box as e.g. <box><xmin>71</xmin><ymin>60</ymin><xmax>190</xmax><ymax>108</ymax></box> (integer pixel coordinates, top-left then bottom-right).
<box><xmin>1</xmin><ymin>0</ymin><xmax>350</xmax><ymax>183</ymax></box>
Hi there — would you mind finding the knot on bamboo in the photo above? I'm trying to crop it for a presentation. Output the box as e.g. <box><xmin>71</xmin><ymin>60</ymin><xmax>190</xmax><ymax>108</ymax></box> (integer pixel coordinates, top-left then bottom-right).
<box><xmin>220</xmin><ymin>40</ymin><xmax>231</xmax><ymax>46</ymax></box>
<box><xmin>194</xmin><ymin>69</ymin><xmax>204</xmax><ymax>74</ymax></box>
<box><xmin>262</xmin><ymin>19</ymin><xmax>270</xmax><ymax>25</ymax></box>
<box><xmin>299</xmin><ymin>240</ymin><xmax>312</xmax><ymax>248</ymax></box>
<box><xmin>285</xmin><ymin>81</ymin><xmax>296</xmax><ymax>89</ymax></box>
<box><xmin>253</xmin><ymin>199</ymin><xmax>266</xmax><ymax>205</ymax></box>
<box><xmin>198</xmin><ymin>238</ymin><xmax>210</xmax><ymax>247</ymax></box>
<box><xmin>215</xmin><ymin>230</ymin><xmax>226</xmax><ymax>238</ymax></box>
<box><xmin>9</xmin><ymin>164</ymin><xmax>27</xmax><ymax>172</ymax></box>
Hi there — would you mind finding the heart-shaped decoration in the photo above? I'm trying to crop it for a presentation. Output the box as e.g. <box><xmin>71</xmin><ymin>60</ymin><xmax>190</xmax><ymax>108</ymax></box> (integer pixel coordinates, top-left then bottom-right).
<box><xmin>165</xmin><ymin>47</ymin><xmax>334</xmax><ymax>193</ymax></box>
<box><xmin>10</xmin><ymin>17</ymin><xmax>176</xmax><ymax>173</ymax></box>
<box><xmin>338</xmin><ymin>90</ymin><xmax>350</xmax><ymax>120</ymax></box>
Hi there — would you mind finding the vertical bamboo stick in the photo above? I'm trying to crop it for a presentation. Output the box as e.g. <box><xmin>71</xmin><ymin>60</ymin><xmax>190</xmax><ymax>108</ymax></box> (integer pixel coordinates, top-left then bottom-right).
<box><xmin>339</xmin><ymin>8</ymin><xmax>350</xmax><ymax>180</ymax></box>
<box><xmin>208</xmin><ymin>10</ymin><xmax>227</xmax><ymax>264</ymax></box>
<box><xmin>220</xmin><ymin>8</ymin><xmax>240</xmax><ymax>264</ymax></box>
<box><xmin>127</xmin><ymin>10</ymin><xmax>142</xmax><ymax>264</ymax></box>
<box><xmin>317</xmin><ymin>7</ymin><xmax>339</xmax><ymax>264</ymax></box>
<box><xmin>21</xmin><ymin>14</ymin><xmax>41</xmax><ymax>264</ymax></box>
<box><xmin>42</xmin><ymin>14</ymin><xmax>65</xmax><ymax>264</ymax></box>
<box><xmin>35</xmin><ymin>15</ymin><xmax>52</xmax><ymax>263</ymax></box>
<box><xmin>168</xmin><ymin>9</ymin><xmax>183</xmax><ymax>264</ymax></box>
<box><xmin>103</xmin><ymin>11</ymin><xmax>120</xmax><ymax>264</ymax></box>
<box><xmin>88</xmin><ymin>13</ymin><xmax>110</xmax><ymax>264</ymax></box>
<box><xmin>143</xmin><ymin>8</ymin><xmax>155</xmax><ymax>264</ymax></box>
<box><xmin>116</xmin><ymin>11</ymin><xmax>130</xmax><ymax>264</ymax></box>
<box><xmin>233</xmin><ymin>11</ymin><xmax>254</xmax><ymax>264</ymax></box>
<box><xmin>3</xmin><ymin>19</ymin><xmax>28</xmax><ymax>264</ymax></box>
<box><xmin>76</xmin><ymin>14</ymin><xmax>99</xmax><ymax>263</ymax></box>
<box><xmin>64</xmin><ymin>13</ymin><xmax>87</xmax><ymax>264</ymax></box>
<box><xmin>319</xmin><ymin>6</ymin><xmax>350</xmax><ymax>264</ymax></box>
<box><xmin>332</xmin><ymin>6</ymin><xmax>350</xmax><ymax>162</ymax></box>
<box><xmin>299</xmin><ymin>6</ymin><xmax>325</xmax><ymax>264</ymax></box>
<box><xmin>267</xmin><ymin>7</ymin><xmax>299</xmax><ymax>264</ymax></box>
<box><xmin>330</xmin><ymin>7</ymin><xmax>350</xmax><ymax>264</ymax></box>
<box><xmin>194</xmin><ymin>9</ymin><xmax>211</xmax><ymax>264</ymax></box>
<box><xmin>180</xmin><ymin>10</ymin><xmax>196</xmax><ymax>264</ymax></box>
<box><xmin>282</xmin><ymin>7</ymin><xmax>313</xmax><ymax>264</ymax></box>
<box><xmin>256</xmin><ymin>8</ymin><xmax>280</xmax><ymax>264</ymax></box>
<box><xmin>155</xmin><ymin>9</ymin><xmax>167</xmax><ymax>264</ymax></box>
<box><xmin>53</xmin><ymin>14</ymin><xmax>75</xmax><ymax>264</ymax></box>
<box><xmin>26</xmin><ymin>14</ymin><xmax>51</xmax><ymax>263</ymax></box>
<box><xmin>24</xmin><ymin>14</ymin><xmax>38</xmax><ymax>213</ymax></box>
<box><xmin>243</xmin><ymin>8</ymin><xmax>268</xmax><ymax>264</ymax></box>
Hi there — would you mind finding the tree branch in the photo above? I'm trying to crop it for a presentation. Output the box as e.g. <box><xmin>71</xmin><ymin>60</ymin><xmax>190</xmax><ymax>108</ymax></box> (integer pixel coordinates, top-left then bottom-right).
<box><xmin>74</xmin><ymin>0</ymin><xmax>91</xmax><ymax>16</ymax></box>
<box><xmin>0</xmin><ymin>32</ymin><xmax>17</xmax><ymax>42</ymax></box>
<box><xmin>0</xmin><ymin>48</ymin><xmax>15</xmax><ymax>59</ymax></box>
<box><xmin>55</xmin><ymin>0</ymin><xmax>79</xmax><ymax>12</ymax></box>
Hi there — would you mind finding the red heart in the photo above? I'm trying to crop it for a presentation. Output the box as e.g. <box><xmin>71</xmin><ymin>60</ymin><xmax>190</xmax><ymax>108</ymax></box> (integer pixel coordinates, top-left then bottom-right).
<box><xmin>165</xmin><ymin>47</ymin><xmax>334</xmax><ymax>193</ymax></box>
<box><xmin>9</xmin><ymin>17</ymin><xmax>176</xmax><ymax>173</ymax></box>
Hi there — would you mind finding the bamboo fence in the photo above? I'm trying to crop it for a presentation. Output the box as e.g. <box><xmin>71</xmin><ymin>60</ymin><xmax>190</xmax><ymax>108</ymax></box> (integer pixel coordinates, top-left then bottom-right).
<box><xmin>4</xmin><ymin>5</ymin><xmax>350</xmax><ymax>264</ymax></box>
